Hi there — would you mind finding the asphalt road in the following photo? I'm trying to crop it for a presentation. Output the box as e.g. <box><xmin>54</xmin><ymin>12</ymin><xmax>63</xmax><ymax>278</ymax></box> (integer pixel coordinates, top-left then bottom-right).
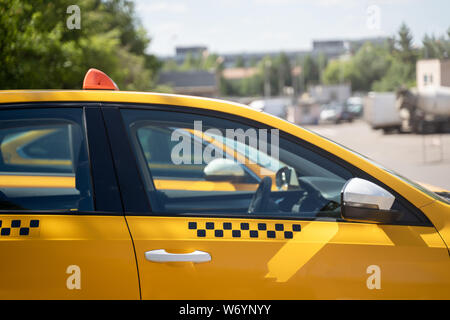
<box><xmin>304</xmin><ymin>120</ymin><xmax>450</xmax><ymax>190</ymax></box>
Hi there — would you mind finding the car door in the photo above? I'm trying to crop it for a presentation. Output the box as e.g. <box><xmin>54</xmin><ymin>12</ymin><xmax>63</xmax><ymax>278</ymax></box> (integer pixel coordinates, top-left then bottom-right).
<box><xmin>0</xmin><ymin>105</ymin><xmax>139</xmax><ymax>299</ymax></box>
<box><xmin>111</xmin><ymin>104</ymin><xmax>450</xmax><ymax>299</ymax></box>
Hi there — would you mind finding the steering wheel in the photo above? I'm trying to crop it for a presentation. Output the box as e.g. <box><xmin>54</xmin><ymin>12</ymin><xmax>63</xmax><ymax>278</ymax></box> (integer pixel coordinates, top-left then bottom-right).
<box><xmin>297</xmin><ymin>178</ymin><xmax>330</xmax><ymax>213</ymax></box>
<box><xmin>248</xmin><ymin>176</ymin><xmax>272</xmax><ymax>213</ymax></box>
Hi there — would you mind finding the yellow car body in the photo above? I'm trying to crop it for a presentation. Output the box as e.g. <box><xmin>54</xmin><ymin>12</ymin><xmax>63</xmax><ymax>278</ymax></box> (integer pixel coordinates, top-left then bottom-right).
<box><xmin>0</xmin><ymin>89</ymin><xmax>449</xmax><ymax>299</ymax></box>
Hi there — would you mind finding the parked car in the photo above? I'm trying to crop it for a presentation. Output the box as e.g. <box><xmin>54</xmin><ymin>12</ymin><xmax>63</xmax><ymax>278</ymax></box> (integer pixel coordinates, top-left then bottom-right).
<box><xmin>0</xmin><ymin>69</ymin><xmax>449</xmax><ymax>299</ymax></box>
<box><xmin>248</xmin><ymin>98</ymin><xmax>288</xmax><ymax>118</ymax></box>
<box><xmin>319</xmin><ymin>103</ymin><xmax>354</xmax><ymax>124</ymax></box>
<box><xmin>346</xmin><ymin>96</ymin><xmax>364</xmax><ymax>118</ymax></box>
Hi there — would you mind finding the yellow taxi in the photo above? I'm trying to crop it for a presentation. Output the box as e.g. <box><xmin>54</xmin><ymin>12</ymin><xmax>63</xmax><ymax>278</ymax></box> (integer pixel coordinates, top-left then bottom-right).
<box><xmin>0</xmin><ymin>69</ymin><xmax>449</xmax><ymax>299</ymax></box>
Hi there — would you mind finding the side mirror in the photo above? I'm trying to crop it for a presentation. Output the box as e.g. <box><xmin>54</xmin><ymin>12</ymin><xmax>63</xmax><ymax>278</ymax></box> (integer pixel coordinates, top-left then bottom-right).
<box><xmin>341</xmin><ymin>178</ymin><xmax>401</xmax><ymax>224</ymax></box>
<box><xmin>203</xmin><ymin>158</ymin><xmax>246</xmax><ymax>181</ymax></box>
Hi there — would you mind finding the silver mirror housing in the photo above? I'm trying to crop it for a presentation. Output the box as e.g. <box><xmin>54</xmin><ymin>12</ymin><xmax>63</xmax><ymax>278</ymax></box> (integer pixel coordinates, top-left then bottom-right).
<box><xmin>341</xmin><ymin>178</ymin><xmax>400</xmax><ymax>224</ymax></box>
<box><xmin>343</xmin><ymin>178</ymin><xmax>395</xmax><ymax>210</ymax></box>
<box><xmin>203</xmin><ymin>158</ymin><xmax>245</xmax><ymax>181</ymax></box>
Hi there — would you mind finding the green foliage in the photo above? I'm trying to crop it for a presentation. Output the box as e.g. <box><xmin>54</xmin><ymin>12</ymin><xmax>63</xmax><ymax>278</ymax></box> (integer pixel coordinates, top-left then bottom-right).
<box><xmin>234</xmin><ymin>55</ymin><xmax>245</xmax><ymax>68</ymax></box>
<box><xmin>275</xmin><ymin>52</ymin><xmax>292</xmax><ymax>89</ymax></box>
<box><xmin>322</xmin><ymin>59</ymin><xmax>355</xmax><ymax>86</ymax></box>
<box><xmin>0</xmin><ymin>0</ymin><xmax>160</xmax><ymax>90</ymax></box>
<box><xmin>162</xmin><ymin>59</ymin><xmax>179</xmax><ymax>71</ymax></box>
<box><xmin>321</xmin><ymin>22</ymin><xmax>441</xmax><ymax>92</ymax></box>
<box><xmin>221</xmin><ymin>76</ymin><xmax>263</xmax><ymax>96</ymax></box>
<box><xmin>323</xmin><ymin>42</ymin><xmax>394</xmax><ymax>91</ymax></box>
<box><xmin>163</xmin><ymin>52</ymin><xmax>222</xmax><ymax>72</ymax></box>
<box><xmin>422</xmin><ymin>31</ymin><xmax>450</xmax><ymax>59</ymax></box>
<box><xmin>316</xmin><ymin>53</ymin><xmax>328</xmax><ymax>83</ymax></box>
<box><xmin>300</xmin><ymin>55</ymin><xmax>319</xmax><ymax>88</ymax></box>
<box><xmin>372</xmin><ymin>58</ymin><xmax>415</xmax><ymax>91</ymax></box>
<box><xmin>203</xmin><ymin>53</ymin><xmax>222</xmax><ymax>70</ymax></box>
<box><xmin>180</xmin><ymin>52</ymin><xmax>200</xmax><ymax>71</ymax></box>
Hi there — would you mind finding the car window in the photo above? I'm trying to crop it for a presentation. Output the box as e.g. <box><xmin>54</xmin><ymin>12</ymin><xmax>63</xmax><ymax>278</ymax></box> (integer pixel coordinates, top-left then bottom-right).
<box><xmin>0</xmin><ymin>108</ymin><xmax>94</xmax><ymax>211</ymax></box>
<box><xmin>121</xmin><ymin>108</ymin><xmax>353</xmax><ymax>220</ymax></box>
<box><xmin>21</xmin><ymin>127</ymin><xmax>72</xmax><ymax>161</ymax></box>
<box><xmin>135</xmin><ymin>124</ymin><xmax>260</xmax><ymax>187</ymax></box>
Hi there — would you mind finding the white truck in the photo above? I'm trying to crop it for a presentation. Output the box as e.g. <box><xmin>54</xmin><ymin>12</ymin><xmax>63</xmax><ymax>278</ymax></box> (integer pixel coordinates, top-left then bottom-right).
<box><xmin>249</xmin><ymin>98</ymin><xmax>288</xmax><ymax>119</ymax></box>
<box><xmin>397</xmin><ymin>86</ymin><xmax>450</xmax><ymax>134</ymax></box>
<box><xmin>364</xmin><ymin>92</ymin><xmax>402</xmax><ymax>133</ymax></box>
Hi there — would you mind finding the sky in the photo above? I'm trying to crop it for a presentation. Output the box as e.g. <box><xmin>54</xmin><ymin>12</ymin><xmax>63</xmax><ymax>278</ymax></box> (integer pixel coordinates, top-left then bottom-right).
<box><xmin>134</xmin><ymin>0</ymin><xmax>450</xmax><ymax>56</ymax></box>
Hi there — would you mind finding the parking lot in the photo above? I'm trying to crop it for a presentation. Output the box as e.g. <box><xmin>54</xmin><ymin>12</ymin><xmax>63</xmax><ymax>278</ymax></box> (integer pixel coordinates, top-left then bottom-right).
<box><xmin>305</xmin><ymin>120</ymin><xmax>450</xmax><ymax>190</ymax></box>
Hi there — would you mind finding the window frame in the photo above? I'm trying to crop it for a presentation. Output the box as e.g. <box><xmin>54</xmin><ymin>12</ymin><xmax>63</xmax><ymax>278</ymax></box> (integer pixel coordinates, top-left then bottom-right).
<box><xmin>110</xmin><ymin>102</ymin><xmax>432</xmax><ymax>227</ymax></box>
<box><xmin>0</xmin><ymin>102</ymin><xmax>123</xmax><ymax>216</ymax></box>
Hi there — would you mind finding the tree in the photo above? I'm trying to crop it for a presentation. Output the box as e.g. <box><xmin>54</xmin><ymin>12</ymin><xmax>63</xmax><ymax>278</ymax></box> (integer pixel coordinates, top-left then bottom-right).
<box><xmin>248</xmin><ymin>57</ymin><xmax>258</xmax><ymax>67</ymax></box>
<box><xmin>323</xmin><ymin>23</ymin><xmax>425</xmax><ymax>92</ymax></box>
<box><xmin>372</xmin><ymin>23</ymin><xmax>418</xmax><ymax>91</ymax></box>
<box><xmin>163</xmin><ymin>59</ymin><xmax>179</xmax><ymax>71</ymax></box>
<box><xmin>317</xmin><ymin>53</ymin><xmax>328</xmax><ymax>84</ymax></box>
<box><xmin>393</xmin><ymin>23</ymin><xmax>417</xmax><ymax>79</ymax></box>
<box><xmin>180</xmin><ymin>52</ymin><xmax>198</xmax><ymax>70</ymax></box>
<box><xmin>203</xmin><ymin>53</ymin><xmax>222</xmax><ymax>71</ymax></box>
<box><xmin>352</xmin><ymin>43</ymin><xmax>391</xmax><ymax>91</ymax></box>
<box><xmin>234</xmin><ymin>55</ymin><xmax>245</xmax><ymax>68</ymax></box>
<box><xmin>322</xmin><ymin>59</ymin><xmax>354</xmax><ymax>86</ymax></box>
<box><xmin>397</xmin><ymin>23</ymin><xmax>414</xmax><ymax>54</ymax></box>
<box><xmin>422</xmin><ymin>32</ymin><xmax>450</xmax><ymax>59</ymax></box>
<box><xmin>274</xmin><ymin>52</ymin><xmax>292</xmax><ymax>93</ymax></box>
<box><xmin>0</xmin><ymin>0</ymin><xmax>160</xmax><ymax>90</ymax></box>
<box><xmin>322</xmin><ymin>42</ymin><xmax>391</xmax><ymax>91</ymax></box>
<box><xmin>372</xmin><ymin>58</ymin><xmax>415</xmax><ymax>91</ymax></box>
<box><xmin>301</xmin><ymin>55</ymin><xmax>319</xmax><ymax>89</ymax></box>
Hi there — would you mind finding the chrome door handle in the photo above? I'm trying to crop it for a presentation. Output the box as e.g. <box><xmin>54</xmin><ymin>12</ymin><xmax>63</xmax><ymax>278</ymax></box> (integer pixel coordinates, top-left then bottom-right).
<box><xmin>145</xmin><ymin>249</ymin><xmax>211</xmax><ymax>263</ymax></box>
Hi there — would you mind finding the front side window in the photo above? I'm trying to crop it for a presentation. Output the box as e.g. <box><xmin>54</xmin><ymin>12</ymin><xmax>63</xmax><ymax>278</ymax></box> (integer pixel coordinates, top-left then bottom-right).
<box><xmin>121</xmin><ymin>109</ymin><xmax>353</xmax><ymax>220</ymax></box>
<box><xmin>0</xmin><ymin>108</ymin><xmax>93</xmax><ymax>211</ymax></box>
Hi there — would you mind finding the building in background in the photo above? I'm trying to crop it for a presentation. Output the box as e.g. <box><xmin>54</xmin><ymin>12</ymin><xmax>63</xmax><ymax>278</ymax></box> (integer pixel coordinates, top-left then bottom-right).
<box><xmin>222</xmin><ymin>67</ymin><xmax>258</xmax><ymax>80</ymax></box>
<box><xmin>220</xmin><ymin>50</ymin><xmax>309</xmax><ymax>68</ymax></box>
<box><xmin>160</xmin><ymin>37</ymin><xmax>388</xmax><ymax>69</ymax></box>
<box><xmin>312</xmin><ymin>40</ymin><xmax>349</xmax><ymax>56</ymax></box>
<box><xmin>417</xmin><ymin>59</ymin><xmax>450</xmax><ymax>91</ymax></box>
<box><xmin>175</xmin><ymin>46</ymin><xmax>207</xmax><ymax>57</ymax></box>
<box><xmin>169</xmin><ymin>46</ymin><xmax>208</xmax><ymax>65</ymax></box>
<box><xmin>158</xmin><ymin>70</ymin><xmax>218</xmax><ymax>97</ymax></box>
<box><xmin>349</xmin><ymin>37</ymin><xmax>389</xmax><ymax>53</ymax></box>
<box><xmin>287</xmin><ymin>95</ymin><xmax>321</xmax><ymax>125</ymax></box>
<box><xmin>308</xmin><ymin>83</ymin><xmax>351</xmax><ymax>104</ymax></box>
<box><xmin>157</xmin><ymin>37</ymin><xmax>389</xmax><ymax>97</ymax></box>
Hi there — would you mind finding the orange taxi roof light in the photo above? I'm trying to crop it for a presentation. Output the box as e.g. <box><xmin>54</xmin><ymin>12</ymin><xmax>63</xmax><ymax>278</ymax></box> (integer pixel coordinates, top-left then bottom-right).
<box><xmin>82</xmin><ymin>68</ymin><xmax>119</xmax><ymax>90</ymax></box>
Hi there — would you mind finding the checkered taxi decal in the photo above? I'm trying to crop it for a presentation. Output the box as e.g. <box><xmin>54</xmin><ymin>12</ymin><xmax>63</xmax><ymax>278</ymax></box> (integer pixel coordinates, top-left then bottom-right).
<box><xmin>189</xmin><ymin>221</ymin><xmax>301</xmax><ymax>240</ymax></box>
<box><xmin>0</xmin><ymin>219</ymin><xmax>40</xmax><ymax>237</ymax></box>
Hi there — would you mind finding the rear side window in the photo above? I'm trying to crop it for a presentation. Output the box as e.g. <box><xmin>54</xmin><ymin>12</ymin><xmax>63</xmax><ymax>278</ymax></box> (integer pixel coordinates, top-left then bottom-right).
<box><xmin>0</xmin><ymin>108</ymin><xmax>93</xmax><ymax>211</ymax></box>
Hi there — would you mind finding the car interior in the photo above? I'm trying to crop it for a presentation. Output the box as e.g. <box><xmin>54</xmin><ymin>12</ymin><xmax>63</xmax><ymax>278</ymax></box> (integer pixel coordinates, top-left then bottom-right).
<box><xmin>130</xmin><ymin>123</ymin><xmax>351</xmax><ymax>219</ymax></box>
<box><xmin>0</xmin><ymin>120</ymin><xmax>91</xmax><ymax>211</ymax></box>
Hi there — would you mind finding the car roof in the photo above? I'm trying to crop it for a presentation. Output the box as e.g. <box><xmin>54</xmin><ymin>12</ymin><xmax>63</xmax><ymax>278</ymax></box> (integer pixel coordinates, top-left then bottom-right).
<box><xmin>0</xmin><ymin>89</ymin><xmax>250</xmax><ymax>109</ymax></box>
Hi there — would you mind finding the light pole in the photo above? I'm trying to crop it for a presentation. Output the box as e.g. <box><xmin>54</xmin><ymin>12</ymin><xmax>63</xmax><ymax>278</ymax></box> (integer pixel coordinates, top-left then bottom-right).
<box><xmin>264</xmin><ymin>59</ymin><xmax>272</xmax><ymax>98</ymax></box>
